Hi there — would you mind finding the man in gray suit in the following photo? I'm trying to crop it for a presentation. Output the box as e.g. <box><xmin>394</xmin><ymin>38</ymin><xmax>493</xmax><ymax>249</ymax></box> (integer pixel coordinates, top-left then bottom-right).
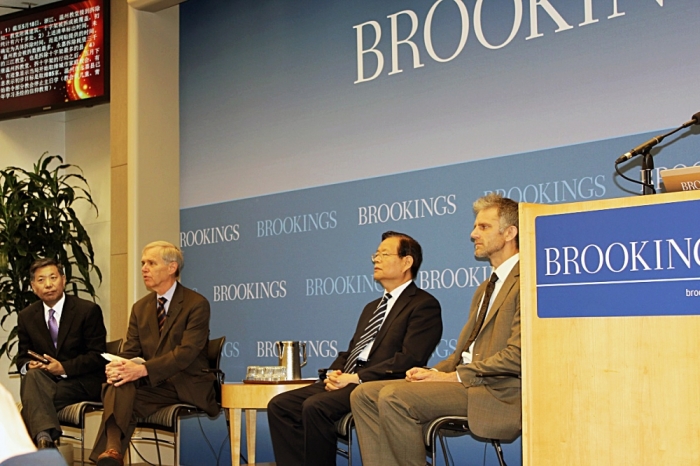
<box><xmin>351</xmin><ymin>194</ymin><xmax>521</xmax><ymax>466</ymax></box>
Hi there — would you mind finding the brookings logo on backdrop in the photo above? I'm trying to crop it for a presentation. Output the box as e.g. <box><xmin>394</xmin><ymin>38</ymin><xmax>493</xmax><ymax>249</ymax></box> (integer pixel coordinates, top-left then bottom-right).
<box><xmin>307</xmin><ymin>263</ymin><xmax>490</xmax><ymax>296</ymax></box>
<box><xmin>418</xmin><ymin>264</ymin><xmax>491</xmax><ymax>290</ymax></box>
<box><xmin>214</xmin><ymin>280</ymin><xmax>287</xmax><ymax>301</ymax></box>
<box><xmin>257</xmin><ymin>340</ymin><xmax>339</xmax><ymax>358</ymax></box>
<box><xmin>180</xmin><ymin>224</ymin><xmax>240</xmax><ymax>248</ymax></box>
<box><xmin>432</xmin><ymin>338</ymin><xmax>458</xmax><ymax>359</ymax></box>
<box><xmin>222</xmin><ymin>341</ymin><xmax>240</xmax><ymax>358</ymax></box>
<box><xmin>358</xmin><ymin>194</ymin><xmax>456</xmax><ymax>225</ymax></box>
<box><xmin>307</xmin><ymin>274</ymin><xmax>384</xmax><ymax>296</ymax></box>
<box><xmin>486</xmin><ymin>175</ymin><xmax>606</xmax><ymax>204</ymax></box>
<box><xmin>536</xmin><ymin>200</ymin><xmax>700</xmax><ymax>319</ymax></box>
<box><xmin>257</xmin><ymin>210</ymin><xmax>337</xmax><ymax>237</ymax></box>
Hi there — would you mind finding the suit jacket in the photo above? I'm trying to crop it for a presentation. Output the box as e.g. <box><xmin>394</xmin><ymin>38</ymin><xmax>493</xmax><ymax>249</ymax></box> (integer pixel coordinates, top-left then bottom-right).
<box><xmin>17</xmin><ymin>294</ymin><xmax>107</xmax><ymax>396</ymax></box>
<box><xmin>120</xmin><ymin>282</ymin><xmax>218</xmax><ymax>416</ymax></box>
<box><xmin>329</xmin><ymin>281</ymin><xmax>442</xmax><ymax>382</ymax></box>
<box><xmin>434</xmin><ymin>262</ymin><xmax>521</xmax><ymax>441</ymax></box>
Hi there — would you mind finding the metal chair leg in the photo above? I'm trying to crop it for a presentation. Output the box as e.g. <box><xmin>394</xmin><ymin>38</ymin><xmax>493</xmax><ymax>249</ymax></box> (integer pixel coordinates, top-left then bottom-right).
<box><xmin>80</xmin><ymin>422</ymin><xmax>86</xmax><ymax>465</ymax></box>
<box><xmin>153</xmin><ymin>428</ymin><xmax>162</xmax><ymax>466</ymax></box>
<box><xmin>492</xmin><ymin>439</ymin><xmax>507</xmax><ymax>466</ymax></box>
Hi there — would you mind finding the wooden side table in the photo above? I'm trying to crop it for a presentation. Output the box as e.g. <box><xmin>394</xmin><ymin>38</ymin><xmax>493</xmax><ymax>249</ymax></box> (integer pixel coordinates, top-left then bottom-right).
<box><xmin>222</xmin><ymin>381</ymin><xmax>315</xmax><ymax>466</ymax></box>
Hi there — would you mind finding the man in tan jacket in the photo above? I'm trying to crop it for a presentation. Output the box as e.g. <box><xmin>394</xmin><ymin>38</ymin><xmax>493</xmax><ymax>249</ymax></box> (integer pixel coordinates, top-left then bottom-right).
<box><xmin>351</xmin><ymin>193</ymin><xmax>521</xmax><ymax>466</ymax></box>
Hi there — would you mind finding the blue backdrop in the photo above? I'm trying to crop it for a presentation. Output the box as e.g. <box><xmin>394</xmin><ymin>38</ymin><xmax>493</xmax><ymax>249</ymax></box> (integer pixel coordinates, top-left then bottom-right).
<box><xmin>176</xmin><ymin>1</ymin><xmax>700</xmax><ymax>464</ymax></box>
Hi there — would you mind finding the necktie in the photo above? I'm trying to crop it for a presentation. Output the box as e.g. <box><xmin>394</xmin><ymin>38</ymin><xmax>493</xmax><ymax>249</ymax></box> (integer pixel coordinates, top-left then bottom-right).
<box><xmin>344</xmin><ymin>293</ymin><xmax>391</xmax><ymax>374</ymax></box>
<box><xmin>157</xmin><ymin>297</ymin><xmax>167</xmax><ymax>334</ymax></box>
<box><xmin>48</xmin><ymin>309</ymin><xmax>59</xmax><ymax>348</ymax></box>
<box><xmin>464</xmin><ymin>273</ymin><xmax>498</xmax><ymax>351</ymax></box>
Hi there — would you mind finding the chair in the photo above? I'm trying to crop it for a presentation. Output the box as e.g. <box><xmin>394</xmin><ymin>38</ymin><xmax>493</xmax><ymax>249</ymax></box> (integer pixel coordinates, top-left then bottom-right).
<box><xmin>335</xmin><ymin>412</ymin><xmax>355</xmax><ymax>466</ymax></box>
<box><xmin>57</xmin><ymin>338</ymin><xmax>123</xmax><ymax>466</ymax></box>
<box><xmin>424</xmin><ymin>416</ymin><xmax>508</xmax><ymax>466</ymax></box>
<box><xmin>129</xmin><ymin>336</ymin><xmax>226</xmax><ymax>466</ymax></box>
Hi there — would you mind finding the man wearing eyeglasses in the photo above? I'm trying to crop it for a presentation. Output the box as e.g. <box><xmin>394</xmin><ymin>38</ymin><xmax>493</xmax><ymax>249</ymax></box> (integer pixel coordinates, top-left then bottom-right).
<box><xmin>17</xmin><ymin>258</ymin><xmax>107</xmax><ymax>450</ymax></box>
<box><xmin>267</xmin><ymin>231</ymin><xmax>443</xmax><ymax>466</ymax></box>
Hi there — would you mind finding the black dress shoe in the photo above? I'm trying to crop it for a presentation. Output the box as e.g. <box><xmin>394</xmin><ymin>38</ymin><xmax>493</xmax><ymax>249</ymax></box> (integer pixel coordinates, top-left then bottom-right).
<box><xmin>37</xmin><ymin>438</ymin><xmax>56</xmax><ymax>449</ymax></box>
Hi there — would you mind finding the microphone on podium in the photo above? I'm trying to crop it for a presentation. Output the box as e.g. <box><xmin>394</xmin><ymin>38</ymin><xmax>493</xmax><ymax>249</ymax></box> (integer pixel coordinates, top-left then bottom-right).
<box><xmin>615</xmin><ymin>111</ymin><xmax>700</xmax><ymax>164</ymax></box>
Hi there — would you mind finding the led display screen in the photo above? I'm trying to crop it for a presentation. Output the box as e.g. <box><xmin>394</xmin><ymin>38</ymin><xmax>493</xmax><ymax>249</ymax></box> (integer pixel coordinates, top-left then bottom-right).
<box><xmin>0</xmin><ymin>0</ymin><xmax>109</xmax><ymax>120</ymax></box>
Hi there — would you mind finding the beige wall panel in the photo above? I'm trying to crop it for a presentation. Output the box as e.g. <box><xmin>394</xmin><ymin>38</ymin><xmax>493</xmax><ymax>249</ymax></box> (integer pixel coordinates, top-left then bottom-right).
<box><xmin>109</xmin><ymin>252</ymin><xmax>129</xmax><ymax>341</ymax></box>
<box><xmin>111</xmin><ymin>0</ymin><xmax>128</xmax><ymax>169</ymax></box>
<box><xmin>65</xmin><ymin>106</ymin><xmax>111</xmax><ymax>323</ymax></box>
<box><xmin>127</xmin><ymin>5</ymin><xmax>180</xmax><ymax>301</ymax></box>
<box><xmin>111</xmin><ymin>164</ymin><xmax>128</xmax><ymax>255</ymax></box>
<box><xmin>110</xmin><ymin>0</ymin><xmax>130</xmax><ymax>341</ymax></box>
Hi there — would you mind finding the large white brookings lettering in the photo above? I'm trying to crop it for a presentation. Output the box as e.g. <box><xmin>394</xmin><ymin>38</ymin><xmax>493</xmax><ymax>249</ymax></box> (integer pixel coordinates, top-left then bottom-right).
<box><xmin>544</xmin><ymin>237</ymin><xmax>700</xmax><ymax>276</ymax></box>
<box><xmin>358</xmin><ymin>194</ymin><xmax>456</xmax><ymax>225</ymax></box>
<box><xmin>354</xmin><ymin>0</ymin><xmax>664</xmax><ymax>84</ymax></box>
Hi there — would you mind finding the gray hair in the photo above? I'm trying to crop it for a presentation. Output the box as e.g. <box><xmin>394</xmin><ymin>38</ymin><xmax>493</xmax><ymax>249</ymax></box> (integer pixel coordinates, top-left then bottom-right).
<box><xmin>473</xmin><ymin>193</ymin><xmax>519</xmax><ymax>247</ymax></box>
<box><xmin>143</xmin><ymin>241</ymin><xmax>184</xmax><ymax>278</ymax></box>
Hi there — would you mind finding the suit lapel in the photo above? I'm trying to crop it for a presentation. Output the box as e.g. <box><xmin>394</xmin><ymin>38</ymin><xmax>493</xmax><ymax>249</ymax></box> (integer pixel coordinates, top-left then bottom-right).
<box><xmin>30</xmin><ymin>302</ymin><xmax>55</xmax><ymax>353</ymax></box>
<box><xmin>145</xmin><ymin>293</ymin><xmax>160</xmax><ymax>349</ymax></box>
<box><xmin>55</xmin><ymin>295</ymin><xmax>76</xmax><ymax>353</ymax></box>
<box><xmin>481</xmin><ymin>262</ymin><xmax>519</xmax><ymax>330</ymax></box>
<box><xmin>451</xmin><ymin>280</ymin><xmax>488</xmax><ymax>367</ymax></box>
<box><xmin>368</xmin><ymin>282</ymin><xmax>416</xmax><ymax>356</ymax></box>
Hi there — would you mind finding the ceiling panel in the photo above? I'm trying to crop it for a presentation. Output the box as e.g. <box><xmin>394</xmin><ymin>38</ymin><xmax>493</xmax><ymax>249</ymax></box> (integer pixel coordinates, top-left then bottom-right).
<box><xmin>0</xmin><ymin>1</ymin><xmax>57</xmax><ymax>17</ymax></box>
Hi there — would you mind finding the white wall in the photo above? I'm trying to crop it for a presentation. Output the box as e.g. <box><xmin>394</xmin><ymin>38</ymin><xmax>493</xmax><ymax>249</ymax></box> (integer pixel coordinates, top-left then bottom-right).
<box><xmin>0</xmin><ymin>106</ymin><xmax>111</xmax><ymax>402</ymax></box>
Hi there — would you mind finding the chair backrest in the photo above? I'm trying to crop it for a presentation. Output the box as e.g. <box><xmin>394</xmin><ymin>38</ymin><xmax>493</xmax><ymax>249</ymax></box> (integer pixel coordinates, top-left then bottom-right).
<box><xmin>106</xmin><ymin>339</ymin><xmax>123</xmax><ymax>355</ymax></box>
<box><xmin>207</xmin><ymin>336</ymin><xmax>226</xmax><ymax>404</ymax></box>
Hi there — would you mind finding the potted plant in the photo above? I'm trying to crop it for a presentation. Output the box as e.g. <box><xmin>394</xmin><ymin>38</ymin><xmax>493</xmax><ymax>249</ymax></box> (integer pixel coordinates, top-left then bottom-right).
<box><xmin>0</xmin><ymin>153</ymin><xmax>101</xmax><ymax>364</ymax></box>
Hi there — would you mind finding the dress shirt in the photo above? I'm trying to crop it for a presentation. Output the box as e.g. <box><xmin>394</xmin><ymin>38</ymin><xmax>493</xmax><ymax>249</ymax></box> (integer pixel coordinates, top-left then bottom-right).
<box><xmin>42</xmin><ymin>293</ymin><xmax>66</xmax><ymax>329</ymax></box>
<box><xmin>157</xmin><ymin>281</ymin><xmax>178</xmax><ymax>315</ymax></box>
<box><xmin>461</xmin><ymin>253</ymin><xmax>519</xmax><ymax>365</ymax></box>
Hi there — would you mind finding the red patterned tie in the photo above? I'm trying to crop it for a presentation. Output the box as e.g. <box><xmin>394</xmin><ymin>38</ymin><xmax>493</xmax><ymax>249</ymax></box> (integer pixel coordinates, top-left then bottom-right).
<box><xmin>157</xmin><ymin>297</ymin><xmax>167</xmax><ymax>334</ymax></box>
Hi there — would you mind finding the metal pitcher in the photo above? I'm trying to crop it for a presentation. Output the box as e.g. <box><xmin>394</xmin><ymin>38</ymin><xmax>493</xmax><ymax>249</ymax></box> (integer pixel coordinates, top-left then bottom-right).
<box><xmin>276</xmin><ymin>341</ymin><xmax>307</xmax><ymax>380</ymax></box>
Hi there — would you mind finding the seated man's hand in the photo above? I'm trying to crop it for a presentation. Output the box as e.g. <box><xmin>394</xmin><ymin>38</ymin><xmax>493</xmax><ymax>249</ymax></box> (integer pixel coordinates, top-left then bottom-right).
<box><xmin>324</xmin><ymin>370</ymin><xmax>359</xmax><ymax>391</ymax></box>
<box><xmin>42</xmin><ymin>355</ymin><xmax>66</xmax><ymax>376</ymax></box>
<box><xmin>406</xmin><ymin>367</ymin><xmax>458</xmax><ymax>383</ymax></box>
<box><xmin>27</xmin><ymin>360</ymin><xmax>43</xmax><ymax>370</ymax></box>
<box><xmin>106</xmin><ymin>360</ymin><xmax>148</xmax><ymax>387</ymax></box>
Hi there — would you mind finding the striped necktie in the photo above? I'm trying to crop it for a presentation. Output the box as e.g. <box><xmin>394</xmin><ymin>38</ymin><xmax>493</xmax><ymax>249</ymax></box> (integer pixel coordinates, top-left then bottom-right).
<box><xmin>344</xmin><ymin>293</ymin><xmax>391</xmax><ymax>374</ymax></box>
<box><xmin>157</xmin><ymin>297</ymin><xmax>167</xmax><ymax>334</ymax></box>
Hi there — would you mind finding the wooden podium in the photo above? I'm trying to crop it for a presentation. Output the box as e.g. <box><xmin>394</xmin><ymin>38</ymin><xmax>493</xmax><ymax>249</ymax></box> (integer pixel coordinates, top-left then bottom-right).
<box><xmin>520</xmin><ymin>190</ymin><xmax>700</xmax><ymax>465</ymax></box>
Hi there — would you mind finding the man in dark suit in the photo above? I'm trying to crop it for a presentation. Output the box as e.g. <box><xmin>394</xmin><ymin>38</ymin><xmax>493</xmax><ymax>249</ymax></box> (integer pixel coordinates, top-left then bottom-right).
<box><xmin>351</xmin><ymin>194</ymin><xmax>521</xmax><ymax>466</ymax></box>
<box><xmin>17</xmin><ymin>258</ymin><xmax>107</xmax><ymax>449</ymax></box>
<box><xmin>90</xmin><ymin>241</ymin><xmax>217</xmax><ymax>466</ymax></box>
<box><xmin>267</xmin><ymin>231</ymin><xmax>443</xmax><ymax>466</ymax></box>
